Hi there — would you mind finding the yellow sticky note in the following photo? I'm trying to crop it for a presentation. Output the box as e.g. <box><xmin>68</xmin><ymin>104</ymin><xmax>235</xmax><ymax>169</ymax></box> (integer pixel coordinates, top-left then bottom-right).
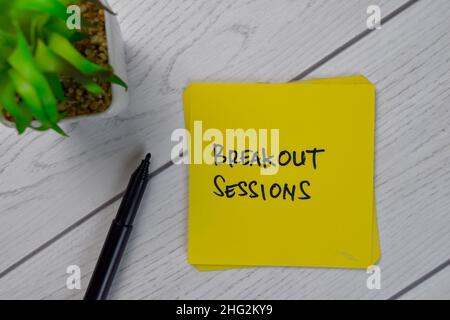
<box><xmin>183</xmin><ymin>76</ymin><xmax>380</xmax><ymax>270</ymax></box>
<box><xmin>195</xmin><ymin>203</ymin><xmax>379</xmax><ymax>271</ymax></box>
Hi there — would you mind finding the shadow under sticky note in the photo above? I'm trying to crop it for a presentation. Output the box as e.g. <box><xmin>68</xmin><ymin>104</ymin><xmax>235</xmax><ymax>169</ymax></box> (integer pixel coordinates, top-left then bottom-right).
<box><xmin>183</xmin><ymin>76</ymin><xmax>380</xmax><ymax>271</ymax></box>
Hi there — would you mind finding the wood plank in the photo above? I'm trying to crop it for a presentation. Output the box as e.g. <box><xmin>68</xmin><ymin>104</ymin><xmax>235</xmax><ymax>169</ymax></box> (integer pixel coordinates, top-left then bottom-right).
<box><xmin>399</xmin><ymin>265</ymin><xmax>450</xmax><ymax>299</ymax></box>
<box><xmin>305</xmin><ymin>0</ymin><xmax>450</xmax><ymax>298</ymax></box>
<box><xmin>0</xmin><ymin>0</ymin><xmax>408</xmax><ymax>274</ymax></box>
<box><xmin>1</xmin><ymin>0</ymin><xmax>449</xmax><ymax>299</ymax></box>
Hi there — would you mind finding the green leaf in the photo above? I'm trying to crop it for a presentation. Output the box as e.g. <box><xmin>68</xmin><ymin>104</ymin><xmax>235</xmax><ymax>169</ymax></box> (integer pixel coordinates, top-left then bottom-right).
<box><xmin>109</xmin><ymin>74</ymin><xmax>128</xmax><ymax>90</ymax></box>
<box><xmin>63</xmin><ymin>66</ymin><xmax>104</xmax><ymax>94</ymax></box>
<box><xmin>48</xmin><ymin>32</ymin><xmax>104</xmax><ymax>75</ymax></box>
<box><xmin>35</xmin><ymin>40</ymin><xmax>103</xmax><ymax>94</ymax></box>
<box><xmin>0</xmin><ymin>30</ymin><xmax>15</xmax><ymax>49</ymax></box>
<box><xmin>0</xmin><ymin>30</ymin><xmax>16</xmax><ymax>65</ymax></box>
<box><xmin>81</xmin><ymin>80</ymin><xmax>103</xmax><ymax>94</ymax></box>
<box><xmin>0</xmin><ymin>75</ymin><xmax>32</xmax><ymax>134</ymax></box>
<box><xmin>15</xmin><ymin>0</ymin><xmax>68</xmax><ymax>20</ymax></box>
<box><xmin>8</xmin><ymin>68</ymin><xmax>50</xmax><ymax>127</ymax></box>
<box><xmin>45</xmin><ymin>17</ymin><xmax>80</xmax><ymax>43</ymax></box>
<box><xmin>30</xmin><ymin>121</ymin><xmax>68</xmax><ymax>136</ymax></box>
<box><xmin>28</xmin><ymin>13</ymin><xmax>50</xmax><ymax>50</ymax></box>
<box><xmin>34</xmin><ymin>40</ymin><xmax>62</xmax><ymax>72</ymax></box>
<box><xmin>8</xmin><ymin>32</ymin><xmax>59</xmax><ymax>123</ymax></box>
<box><xmin>46</xmin><ymin>73</ymin><xmax>65</xmax><ymax>101</ymax></box>
<box><xmin>35</xmin><ymin>40</ymin><xmax>84</xmax><ymax>79</ymax></box>
<box><xmin>51</xmin><ymin>123</ymin><xmax>68</xmax><ymax>136</ymax></box>
<box><xmin>70</xmin><ymin>31</ymin><xmax>89</xmax><ymax>42</ymax></box>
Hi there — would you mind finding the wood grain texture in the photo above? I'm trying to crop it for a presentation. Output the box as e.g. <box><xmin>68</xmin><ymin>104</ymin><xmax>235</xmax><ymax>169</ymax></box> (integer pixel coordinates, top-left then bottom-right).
<box><xmin>0</xmin><ymin>0</ymin><xmax>407</xmax><ymax>274</ymax></box>
<box><xmin>400</xmin><ymin>265</ymin><xmax>450</xmax><ymax>299</ymax></box>
<box><xmin>1</xmin><ymin>0</ymin><xmax>449</xmax><ymax>299</ymax></box>
<box><xmin>307</xmin><ymin>0</ymin><xmax>450</xmax><ymax>298</ymax></box>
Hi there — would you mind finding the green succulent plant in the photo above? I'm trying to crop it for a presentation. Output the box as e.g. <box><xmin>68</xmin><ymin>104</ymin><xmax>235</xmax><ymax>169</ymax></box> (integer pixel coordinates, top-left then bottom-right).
<box><xmin>0</xmin><ymin>0</ymin><xmax>127</xmax><ymax>135</ymax></box>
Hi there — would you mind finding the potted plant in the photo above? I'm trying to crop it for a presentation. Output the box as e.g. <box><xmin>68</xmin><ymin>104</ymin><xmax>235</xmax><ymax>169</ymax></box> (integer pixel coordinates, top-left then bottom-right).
<box><xmin>0</xmin><ymin>0</ymin><xmax>128</xmax><ymax>135</ymax></box>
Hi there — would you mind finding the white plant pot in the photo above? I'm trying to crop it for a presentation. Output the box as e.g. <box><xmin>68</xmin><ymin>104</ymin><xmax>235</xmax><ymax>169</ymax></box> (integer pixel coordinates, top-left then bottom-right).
<box><xmin>0</xmin><ymin>0</ymin><xmax>128</xmax><ymax>129</ymax></box>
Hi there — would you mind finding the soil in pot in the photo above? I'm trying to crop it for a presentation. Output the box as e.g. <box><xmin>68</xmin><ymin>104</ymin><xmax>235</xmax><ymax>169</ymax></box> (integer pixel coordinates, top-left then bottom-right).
<box><xmin>60</xmin><ymin>2</ymin><xmax>112</xmax><ymax>117</ymax></box>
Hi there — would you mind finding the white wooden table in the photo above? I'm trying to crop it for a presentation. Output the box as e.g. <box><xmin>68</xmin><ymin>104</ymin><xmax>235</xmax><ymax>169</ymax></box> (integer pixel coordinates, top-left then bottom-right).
<box><xmin>1</xmin><ymin>0</ymin><xmax>449</xmax><ymax>300</ymax></box>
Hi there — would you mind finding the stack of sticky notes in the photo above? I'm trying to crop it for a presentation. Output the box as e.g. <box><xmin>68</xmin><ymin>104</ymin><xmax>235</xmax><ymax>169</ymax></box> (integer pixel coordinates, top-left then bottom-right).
<box><xmin>182</xmin><ymin>76</ymin><xmax>380</xmax><ymax>270</ymax></box>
